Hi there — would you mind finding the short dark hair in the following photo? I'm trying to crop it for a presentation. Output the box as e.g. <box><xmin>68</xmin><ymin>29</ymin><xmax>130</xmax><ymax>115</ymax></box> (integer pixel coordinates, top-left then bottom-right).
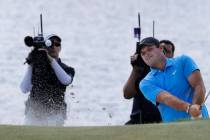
<box><xmin>46</xmin><ymin>34</ymin><xmax>61</xmax><ymax>42</ymax></box>
<box><xmin>139</xmin><ymin>37</ymin><xmax>160</xmax><ymax>47</ymax></box>
<box><xmin>138</xmin><ymin>37</ymin><xmax>160</xmax><ymax>53</ymax></box>
<box><xmin>159</xmin><ymin>40</ymin><xmax>175</xmax><ymax>53</ymax></box>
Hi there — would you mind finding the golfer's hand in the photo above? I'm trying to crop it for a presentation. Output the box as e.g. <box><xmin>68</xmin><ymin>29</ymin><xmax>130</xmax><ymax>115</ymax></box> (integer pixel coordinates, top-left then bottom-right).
<box><xmin>189</xmin><ymin>104</ymin><xmax>201</xmax><ymax>118</ymax></box>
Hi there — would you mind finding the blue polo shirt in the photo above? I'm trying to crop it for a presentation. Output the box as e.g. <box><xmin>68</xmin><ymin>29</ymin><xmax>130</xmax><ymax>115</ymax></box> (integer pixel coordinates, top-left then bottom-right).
<box><xmin>140</xmin><ymin>55</ymin><xmax>209</xmax><ymax>122</ymax></box>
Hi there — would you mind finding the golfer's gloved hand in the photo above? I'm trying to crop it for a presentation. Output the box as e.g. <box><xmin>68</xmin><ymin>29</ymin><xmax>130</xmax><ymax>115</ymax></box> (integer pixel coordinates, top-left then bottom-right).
<box><xmin>189</xmin><ymin>104</ymin><xmax>201</xmax><ymax>118</ymax></box>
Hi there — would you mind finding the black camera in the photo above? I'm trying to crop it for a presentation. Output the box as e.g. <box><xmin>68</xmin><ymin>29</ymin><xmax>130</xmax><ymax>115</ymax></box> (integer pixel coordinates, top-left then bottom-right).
<box><xmin>25</xmin><ymin>35</ymin><xmax>44</xmax><ymax>48</ymax></box>
<box><xmin>24</xmin><ymin>35</ymin><xmax>53</xmax><ymax>49</ymax></box>
<box><xmin>24</xmin><ymin>14</ymin><xmax>53</xmax><ymax>64</ymax></box>
<box><xmin>136</xmin><ymin>42</ymin><xmax>141</xmax><ymax>54</ymax></box>
<box><xmin>24</xmin><ymin>14</ymin><xmax>54</xmax><ymax>49</ymax></box>
<box><xmin>130</xmin><ymin>42</ymin><xmax>146</xmax><ymax>67</ymax></box>
<box><xmin>132</xmin><ymin>13</ymin><xmax>149</xmax><ymax>68</ymax></box>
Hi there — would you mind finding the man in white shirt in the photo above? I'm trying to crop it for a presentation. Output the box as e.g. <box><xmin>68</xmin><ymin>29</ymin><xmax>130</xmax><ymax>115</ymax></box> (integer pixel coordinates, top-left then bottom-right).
<box><xmin>20</xmin><ymin>34</ymin><xmax>75</xmax><ymax>126</ymax></box>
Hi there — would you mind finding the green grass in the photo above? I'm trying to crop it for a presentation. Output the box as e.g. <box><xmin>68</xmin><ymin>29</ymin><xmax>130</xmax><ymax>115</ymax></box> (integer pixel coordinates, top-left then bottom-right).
<box><xmin>0</xmin><ymin>119</ymin><xmax>210</xmax><ymax>140</ymax></box>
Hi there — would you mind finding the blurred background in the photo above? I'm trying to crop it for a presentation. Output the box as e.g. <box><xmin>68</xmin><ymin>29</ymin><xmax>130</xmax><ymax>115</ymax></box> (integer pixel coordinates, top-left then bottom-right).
<box><xmin>0</xmin><ymin>0</ymin><xmax>210</xmax><ymax>126</ymax></box>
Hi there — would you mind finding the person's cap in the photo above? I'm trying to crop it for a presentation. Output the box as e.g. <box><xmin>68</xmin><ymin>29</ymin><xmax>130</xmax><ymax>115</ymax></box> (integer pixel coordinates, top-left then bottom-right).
<box><xmin>45</xmin><ymin>34</ymin><xmax>61</xmax><ymax>42</ymax></box>
<box><xmin>139</xmin><ymin>37</ymin><xmax>159</xmax><ymax>48</ymax></box>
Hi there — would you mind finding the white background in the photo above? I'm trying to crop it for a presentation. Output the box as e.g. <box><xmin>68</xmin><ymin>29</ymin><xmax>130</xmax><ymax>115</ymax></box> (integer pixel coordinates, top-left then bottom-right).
<box><xmin>0</xmin><ymin>0</ymin><xmax>210</xmax><ymax>126</ymax></box>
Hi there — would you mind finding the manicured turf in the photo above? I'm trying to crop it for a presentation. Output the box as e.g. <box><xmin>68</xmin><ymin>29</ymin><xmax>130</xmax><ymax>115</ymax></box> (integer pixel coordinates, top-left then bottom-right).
<box><xmin>0</xmin><ymin>119</ymin><xmax>210</xmax><ymax>140</ymax></box>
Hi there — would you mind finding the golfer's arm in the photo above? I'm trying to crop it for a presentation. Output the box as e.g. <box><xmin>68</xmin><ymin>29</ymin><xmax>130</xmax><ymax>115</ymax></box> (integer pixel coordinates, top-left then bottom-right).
<box><xmin>157</xmin><ymin>91</ymin><xmax>190</xmax><ymax>112</ymax></box>
<box><xmin>188</xmin><ymin>70</ymin><xmax>206</xmax><ymax>105</ymax></box>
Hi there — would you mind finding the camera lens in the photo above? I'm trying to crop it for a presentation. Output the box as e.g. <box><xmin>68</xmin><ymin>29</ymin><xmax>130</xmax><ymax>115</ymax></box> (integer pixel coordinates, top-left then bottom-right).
<box><xmin>24</xmin><ymin>36</ymin><xmax>34</xmax><ymax>47</ymax></box>
<box><xmin>45</xmin><ymin>39</ymin><xmax>52</xmax><ymax>48</ymax></box>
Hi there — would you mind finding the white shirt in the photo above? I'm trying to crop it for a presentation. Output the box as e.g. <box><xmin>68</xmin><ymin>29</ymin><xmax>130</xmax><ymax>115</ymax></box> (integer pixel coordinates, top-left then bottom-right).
<box><xmin>20</xmin><ymin>59</ymin><xmax>73</xmax><ymax>93</ymax></box>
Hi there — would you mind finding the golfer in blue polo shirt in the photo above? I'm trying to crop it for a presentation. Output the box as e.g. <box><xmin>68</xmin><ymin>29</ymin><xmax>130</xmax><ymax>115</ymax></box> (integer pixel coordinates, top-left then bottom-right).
<box><xmin>139</xmin><ymin>37</ymin><xmax>209</xmax><ymax>122</ymax></box>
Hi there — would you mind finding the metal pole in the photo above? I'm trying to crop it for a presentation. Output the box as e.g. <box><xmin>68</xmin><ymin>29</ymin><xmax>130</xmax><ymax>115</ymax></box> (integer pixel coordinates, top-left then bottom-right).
<box><xmin>138</xmin><ymin>13</ymin><xmax>141</xmax><ymax>41</ymax></box>
<box><xmin>153</xmin><ymin>20</ymin><xmax>155</xmax><ymax>37</ymax></box>
<box><xmin>40</xmin><ymin>14</ymin><xmax>43</xmax><ymax>35</ymax></box>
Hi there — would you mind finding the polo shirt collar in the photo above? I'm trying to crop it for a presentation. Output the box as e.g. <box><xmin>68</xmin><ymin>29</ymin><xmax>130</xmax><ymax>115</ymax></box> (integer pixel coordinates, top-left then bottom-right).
<box><xmin>150</xmin><ymin>58</ymin><xmax>174</xmax><ymax>75</ymax></box>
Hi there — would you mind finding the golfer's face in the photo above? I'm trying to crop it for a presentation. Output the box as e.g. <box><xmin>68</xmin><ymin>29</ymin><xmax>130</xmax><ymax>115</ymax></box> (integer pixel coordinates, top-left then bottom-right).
<box><xmin>140</xmin><ymin>45</ymin><xmax>161</xmax><ymax>66</ymax></box>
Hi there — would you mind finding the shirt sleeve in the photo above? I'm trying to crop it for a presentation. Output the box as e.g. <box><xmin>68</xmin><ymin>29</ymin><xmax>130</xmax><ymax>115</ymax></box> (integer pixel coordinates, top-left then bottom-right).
<box><xmin>181</xmin><ymin>55</ymin><xmax>199</xmax><ymax>78</ymax></box>
<box><xmin>50</xmin><ymin>59</ymin><xmax>73</xmax><ymax>85</ymax></box>
<box><xmin>64</xmin><ymin>66</ymin><xmax>75</xmax><ymax>77</ymax></box>
<box><xmin>140</xmin><ymin>79</ymin><xmax>164</xmax><ymax>105</ymax></box>
<box><xmin>20</xmin><ymin>65</ymin><xmax>32</xmax><ymax>93</ymax></box>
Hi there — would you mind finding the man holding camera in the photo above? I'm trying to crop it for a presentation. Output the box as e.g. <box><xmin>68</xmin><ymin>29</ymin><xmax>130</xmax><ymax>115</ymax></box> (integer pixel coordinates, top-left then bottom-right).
<box><xmin>123</xmin><ymin>39</ymin><xmax>175</xmax><ymax>124</ymax></box>
<box><xmin>20</xmin><ymin>34</ymin><xmax>75</xmax><ymax>126</ymax></box>
<box><xmin>139</xmin><ymin>37</ymin><xmax>209</xmax><ymax>122</ymax></box>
